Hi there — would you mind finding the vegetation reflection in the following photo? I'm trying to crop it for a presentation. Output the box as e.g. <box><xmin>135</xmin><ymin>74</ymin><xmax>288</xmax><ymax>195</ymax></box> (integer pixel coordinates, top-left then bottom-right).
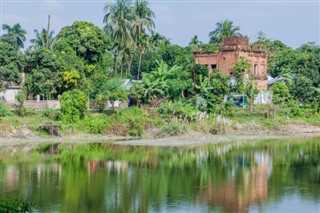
<box><xmin>0</xmin><ymin>137</ymin><xmax>319</xmax><ymax>212</ymax></box>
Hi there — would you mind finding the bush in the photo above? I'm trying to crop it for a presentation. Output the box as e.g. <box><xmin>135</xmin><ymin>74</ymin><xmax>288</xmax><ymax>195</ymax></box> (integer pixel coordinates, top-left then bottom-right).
<box><xmin>107</xmin><ymin>108</ymin><xmax>160</xmax><ymax>136</ymax></box>
<box><xmin>15</xmin><ymin>91</ymin><xmax>27</xmax><ymax>117</ymax></box>
<box><xmin>271</xmin><ymin>82</ymin><xmax>290</xmax><ymax>104</ymax></box>
<box><xmin>0</xmin><ymin>102</ymin><xmax>12</xmax><ymax>117</ymax></box>
<box><xmin>158</xmin><ymin>101</ymin><xmax>199</xmax><ymax>122</ymax></box>
<box><xmin>79</xmin><ymin>108</ymin><xmax>160</xmax><ymax>136</ymax></box>
<box><xmin>211</xmin><ymin>115</ymin><xmax>231</xmax><ymax>134</ymax></box>
<box><xmin>42</xmin><ymin>109</ymin><xmax>63</xmax><ymax>120</ymax></box>
<box><xmin>82</xmin><ymin>115</ymin><xmax>108</xmax><ymax>134</ymax></box>
<box><xmin>213</xmin><ymin>101</ymin><xmax>236</xmax><ymax>117</ymax></box>
<box><xmin>109</xmin><ymin>108</ymin><xmax>151</xmax><ymax>136</ymax></box>
<box><xmin>156</xmin><ymin>122</ymin><xmax>188</xmax><ymax>137</ymax></box>
<box><xmin>60</xmin><ymin>89</ymin><xmax>88</xmax><ymax>123</ymax></box>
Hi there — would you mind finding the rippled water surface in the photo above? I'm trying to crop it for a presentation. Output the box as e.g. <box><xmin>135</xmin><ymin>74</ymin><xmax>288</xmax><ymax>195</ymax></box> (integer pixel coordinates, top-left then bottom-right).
<box><xmin>0</xmin><ymin>137</ymin><xmax>319</xmax><ymax>212</ymax></box>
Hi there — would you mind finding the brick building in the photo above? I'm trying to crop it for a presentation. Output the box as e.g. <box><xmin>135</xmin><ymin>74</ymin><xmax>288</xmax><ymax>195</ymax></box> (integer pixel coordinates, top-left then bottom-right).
<box><xmin>193</xmin><ymin>36</ymin><xmax>268</xmax><ymax>90</ymax></box>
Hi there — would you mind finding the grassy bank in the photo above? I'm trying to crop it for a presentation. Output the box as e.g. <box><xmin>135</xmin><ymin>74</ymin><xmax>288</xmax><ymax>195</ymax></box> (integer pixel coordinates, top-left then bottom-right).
<box><xmin>1</xmin><ymin>105</ymin><xmax>319</xmax><ymax>140</ymax></box>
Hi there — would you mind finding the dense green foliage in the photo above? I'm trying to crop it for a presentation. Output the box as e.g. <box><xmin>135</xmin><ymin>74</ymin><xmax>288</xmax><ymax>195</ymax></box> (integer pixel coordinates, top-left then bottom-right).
<box><xmin>0</xmin><ymin>38</ymin><xmax>25</xmax><ymax>88</ymax></box>
<box><xmin>79</xmin><ymin>107</ymin><xmax>159</xmax><ymax>136</ymax></box>
<box><xmin>60</xmin><ymin>89</ymin><xmax>88</xmax><ymax>123</ymax></box>
<box><xmin>0</xmin><ymin>0</ymin><xmax>319</xmax><ymax>132</ymax></box>
<box><xmin>15</xmin><ymin>91</ymin><xmax>27</xmax><ymax>117</ymax></box>
<box><xmin>271</xmin><ymin>82</ymin><xmax>290</xmax><ymax>104</ymax></box>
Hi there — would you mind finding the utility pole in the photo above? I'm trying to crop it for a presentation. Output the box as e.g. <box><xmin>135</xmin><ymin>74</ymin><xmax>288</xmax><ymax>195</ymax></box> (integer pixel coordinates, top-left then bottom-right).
<box><xmin>47</xmin><ymin>14</ymin><xmax>51</xmax><ymax>48</ymax></box>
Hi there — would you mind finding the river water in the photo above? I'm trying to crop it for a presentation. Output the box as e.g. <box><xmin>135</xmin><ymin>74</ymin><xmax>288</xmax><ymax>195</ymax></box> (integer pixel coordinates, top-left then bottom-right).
<box><xmin>0</xmin><ymin>137</ymin><xmax>319</xmax><ymax>213</ymax></box>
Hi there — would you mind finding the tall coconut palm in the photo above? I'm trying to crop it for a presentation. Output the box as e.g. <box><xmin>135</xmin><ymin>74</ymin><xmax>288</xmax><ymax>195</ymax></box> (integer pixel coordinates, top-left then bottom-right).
<box><xmin>209</xmin><ymin>20</ymin><xmax>241</xmax><ymax>43</ymax></box>
<box><xmin>30</xmin><ymin>28</ymin><xmax>55</xmax><ymax>49</ymax></box>
<box><xmin>2</xmin><ymin>23</ymin><xmax>27</xmax><ymax>49</ymax></box>
<box><xmin>103</xmin><ymin>0</ymin><xmax>134</xmax><ymax>74</ymax></box>
<box><xmin>133</xmin><ymin>0</ymin><xmax>155</xmax><ymax>78</ymax></box>
<box><xmin>137</xmin><ymin>33</ymin><xmax>149</xmax><ymax>79</ymax></box>
<box><xmin>133</xmin><ymin>0</ymin><xmax>155</xmax><ymax>42</ymax></box>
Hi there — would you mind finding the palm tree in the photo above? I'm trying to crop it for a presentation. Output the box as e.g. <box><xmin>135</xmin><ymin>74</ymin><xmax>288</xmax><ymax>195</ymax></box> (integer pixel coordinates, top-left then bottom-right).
<box><xmin>189</xmin><ymin>35</ymin><xmax>203</xmax><ymax>51</ymax></box>
<box><xmin>30</xmin><ymin>28</ymin><xmax>55</xmax><ymax>49</ymax></box>
<box><xmin>137</xmin><ymin>33</ymin><xmax>149</xmax><ymax>79</ymax></box>
<box><xmin>149</xmin><ymin>32</ymin><xmax>170</xmax><ymax>50</ymax></box>
<box><xmin>133</xmin><ymin>0</ymin><xmax>155</xmax><ymax>79</ymax></box>
<box><xmin>133</xmin><ymin>0</ymin><xmax>155</xmax><ymax>41</ymax></box>
<box><xmin>103</xmin><ymin>0</ymin><xmax>134</xmax><ymax>74</ymax></box>
<box><xmin>189</xmin><ymin>35</ymin><xmax>202</xmax><ymax>46</ymax></box>
<box><xmin>209</xmin><ymin>20</ymin><xmax>241</xmax><ymax>43</ymax></box>
<box><xmin>2</xmin><ymin>23</ymin><xmax>27</xmax><ymax>49</ymax></box>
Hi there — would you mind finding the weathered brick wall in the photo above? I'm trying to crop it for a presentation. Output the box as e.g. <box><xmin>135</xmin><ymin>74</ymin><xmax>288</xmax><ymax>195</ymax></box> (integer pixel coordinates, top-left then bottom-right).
<box><xmin>217</xmin><ymin>52</ymin><xmax>239</xmax><ymax>74</ymax></box>
<box><xmin>194</xmin><ymin>53</ymin><xmax>218</xmax><ymax>65</ymax></box>
<box><xmin>193</xmin><ymin>36</ymin><xmax>268</xmax><ymax>91</ymax></box>
<box><xmin>239</xmin><ymin>52</ymin><xmax>268</xmax><ymax>80</ymax></box>
<box><xmin>222</xmin><ymin>36</ymin><xmax>249</xmax><ymax>46</ymax></box>
<box><xmin>24</xmin><ymin>100</ymin><xmax>61</xmax><ymax>109</ymax></box>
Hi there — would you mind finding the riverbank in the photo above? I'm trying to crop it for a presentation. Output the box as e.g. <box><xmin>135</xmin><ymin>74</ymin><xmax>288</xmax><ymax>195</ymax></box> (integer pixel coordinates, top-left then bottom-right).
<box><xmin>1</xmin><ymin>107</ymin><xmax>320</xmax><ymax>147</ymax></box>
<box><xmin>1</xmin><ymin>130</ymin><xmax>319</xmax><ymax>148</ymax></box>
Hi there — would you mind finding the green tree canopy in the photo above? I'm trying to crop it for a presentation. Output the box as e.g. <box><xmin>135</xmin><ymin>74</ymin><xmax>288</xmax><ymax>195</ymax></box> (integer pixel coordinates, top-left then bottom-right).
<box><xmin>54</xmin><ymin>21</ymin><xmax>111</xmax><ymax>63</ymax></box>
<box><xmin>60</xmin><ymin>89</ymin><xmax>88</xmax><ymax>123</ymax></box>
<box><xmin>0</xmin><ymin>38</ymin><xmax>25</xmax><ymax>88</ymax></box>
<box><xmin>2</xmin><ymin>23</ymin><xmax>27</xmax><ymax>49</ymax></box>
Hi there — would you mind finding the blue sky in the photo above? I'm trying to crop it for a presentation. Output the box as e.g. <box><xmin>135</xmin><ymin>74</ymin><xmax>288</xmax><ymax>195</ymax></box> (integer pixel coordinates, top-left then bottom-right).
<box><xmin>1</xmin><ymin>0</ymin><xmax>319</xmax><ymax>48</ymax></box>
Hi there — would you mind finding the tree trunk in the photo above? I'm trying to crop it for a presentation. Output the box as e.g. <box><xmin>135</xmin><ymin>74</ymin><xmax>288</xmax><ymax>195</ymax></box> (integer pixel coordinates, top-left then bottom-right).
<box><xmin>113</xmin><ymin>52</ymin><xmax>117</xmax><ymax>75</ymax></box>
<box><xmin>120</xmin><ymin>61</ymin><xmax>123</xmax><ymax>79</ymax></box>
<box><xmin>137</xmin><ymin>51</ymin><xmax>143</xmax><ymax>80</ymax></box>
<box><xmin>127</xmin><ymin>59</ymin><xmax>132</xmax><ymax>78</ymax></box>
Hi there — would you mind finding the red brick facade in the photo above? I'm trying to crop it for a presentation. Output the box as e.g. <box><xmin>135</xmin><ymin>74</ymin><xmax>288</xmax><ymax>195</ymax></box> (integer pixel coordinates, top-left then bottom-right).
<box><xmin>193</xmin><ymin>36</ymin><xmax>268</xmax><ymax>90</ymax></box>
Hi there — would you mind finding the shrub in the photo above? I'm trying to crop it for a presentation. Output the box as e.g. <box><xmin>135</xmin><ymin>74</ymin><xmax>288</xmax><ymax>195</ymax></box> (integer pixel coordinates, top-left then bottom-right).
<box><xmin>211</xmin><ymin>115</ymin><xmax>231</xmax><ymax>134</ymax></box>
<box><xmin>271</xmin><ymin>82</ymin><xmax>290</xmax><ymax>104</ymax></box>
<box><xmin>0</xmin><ymin>102</ymin><xmax>12</xmax><ymax>117</ymax></box>
<box><xmin>15</xmin><ymin>91</ymin><xmax>27</xmax><ymax>117</ymax></box>
<box><xmin>156</xmin><ymin>122</ymin><xmax>188</xmax><ymax>137</ymax></box>
<box><xmin>107</xmin><ymin>108</ymin><xmax>159</xmax><ymax>136</ymax></box>
<box><xmin>213</xmin><ymin>101</ymin><xmax>236</xmax><ymax>117</ymax></box>
<box><xmin>82</xmin><ymin>116</ymin><xmax>108</xmax><ymax>134</ymax></box>
<box><xmin>78</xmin><ymin>108</ymin><xmax>159</xmax><ymax>136</ymax></box>
<box><xmin>60</xmin><ymin>89</ymin><xmax>88</xmax><ymax>123</ymax></box>
<box><xmin>109</xmin><ymin>108</ymin><xmax>149</xmax><ymax>136</ymax></box>
<box><xmin>42</xmin><ymin>109</ymin><xmax>63</xmax><ymax>120</ymax></box>
<box><xmin>158</xmin><ymin>101</ymin><xmax>199</xmax><ymax>122</ymax></box>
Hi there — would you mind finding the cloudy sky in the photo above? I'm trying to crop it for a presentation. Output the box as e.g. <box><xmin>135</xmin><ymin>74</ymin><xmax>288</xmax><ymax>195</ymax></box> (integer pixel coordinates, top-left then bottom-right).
<box><xmin>1</xmin><ymin>0</ymin><xmax>319</xmax><ymax>48</ymax></box>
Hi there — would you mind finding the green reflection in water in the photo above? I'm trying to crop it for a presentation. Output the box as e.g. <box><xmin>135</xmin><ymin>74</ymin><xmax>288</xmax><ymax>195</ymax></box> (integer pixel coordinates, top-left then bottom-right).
<box><xmin>0</xmin><ymin>137</ymin><xmax>319</xmax><ymax>213</ymax></box>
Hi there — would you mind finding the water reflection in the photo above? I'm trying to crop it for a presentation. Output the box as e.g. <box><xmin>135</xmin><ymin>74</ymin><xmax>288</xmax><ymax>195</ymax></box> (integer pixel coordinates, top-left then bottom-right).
<box><xmin>0</xmin><ymin>137</ymin><xmax>319</xmax><ymax>213</ymax></box>
<box><xmin>201</xmin><ymin>152</ymin><xmax>271</xmax><ymax>213</ymax></box>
